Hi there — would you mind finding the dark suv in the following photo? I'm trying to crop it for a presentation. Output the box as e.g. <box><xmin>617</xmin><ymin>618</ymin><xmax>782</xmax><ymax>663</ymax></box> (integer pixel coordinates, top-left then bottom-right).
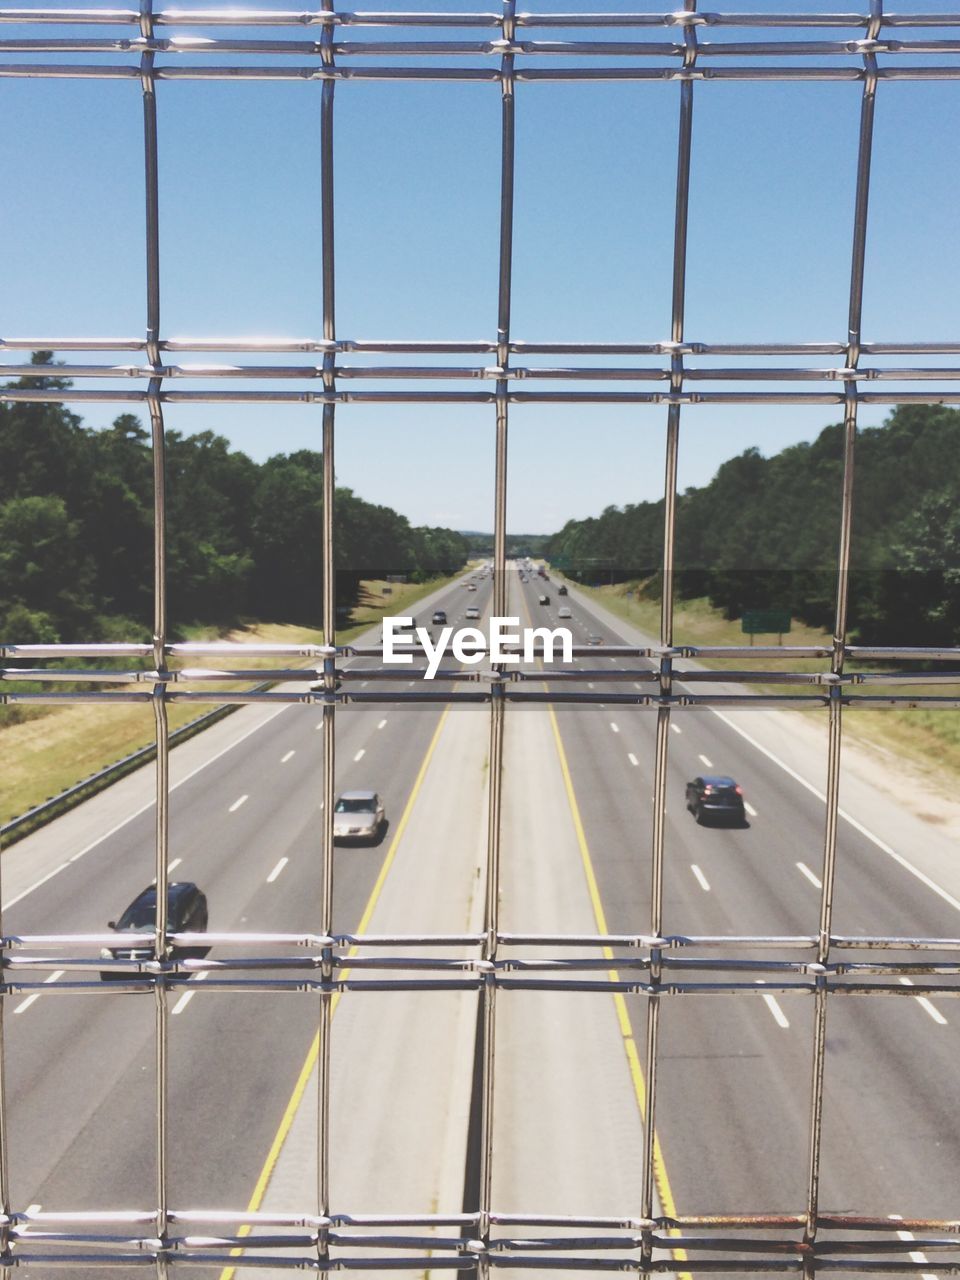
<box><xmin>685</xmin><ymin>776</ymin><xmax>746</xmax><ymax>826</ymax></box>
<box><xmin>101</xmin><ymin>882</ymin><xmax>209</xmax><ymax>978</ymax></box>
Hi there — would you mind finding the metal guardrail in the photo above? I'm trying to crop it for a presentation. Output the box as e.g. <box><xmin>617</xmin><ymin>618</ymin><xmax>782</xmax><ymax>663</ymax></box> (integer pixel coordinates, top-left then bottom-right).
<box><xmin>0</xmin><ymin>690</ymin><xmax>261</xmax><ymax>843</ymax></box>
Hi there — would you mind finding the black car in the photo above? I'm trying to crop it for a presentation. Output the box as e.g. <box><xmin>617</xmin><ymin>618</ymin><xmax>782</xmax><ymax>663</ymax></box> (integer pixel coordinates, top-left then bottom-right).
<box><xmin>101</xmin><ymin>882</ymin><xmax>209</xmax><ymax>978</ymax></box>
<box><xmin>685</xmin><ymin>776</ymin><xmax>746</xmax><ymax>826</ymax></box>
<box><xmin>538</xmin><ymin>594</ymin><xmax>550</xmax><ymax>606</ymax></box>
<box><xmin>558</xmin><ymin>585</ymin><xmax>568</xmax><ymax>596</ymax></box>
<box><xmin>431</xmin><ymin>609</ymin><xmax>447</xmax><ymax>625</ymax></box>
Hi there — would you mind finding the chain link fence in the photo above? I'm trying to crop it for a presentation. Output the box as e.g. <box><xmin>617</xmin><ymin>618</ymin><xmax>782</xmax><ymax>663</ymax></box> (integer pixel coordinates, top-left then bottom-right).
<box><xmin>1</xmin><ymin>3</ymin><xmax>959</xmax><ymax>1274</ymax></box>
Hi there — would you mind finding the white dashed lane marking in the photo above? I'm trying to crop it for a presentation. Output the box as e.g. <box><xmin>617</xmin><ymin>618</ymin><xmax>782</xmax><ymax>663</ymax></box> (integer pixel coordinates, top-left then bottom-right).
<box><xmin>891</xmin><ymin>1222</ymin><xmax>938</xmax><ymax>1280</ymax></box>
<box><xmin>610</xmin><ymin>722</ymin><xmax>619</xmax><ymax>734</ymax></box>
<box><xmin>796</xmin><ymin>861</ymin><xmax>822</xmax><ymax>889</ymax></box>
<box><xmin>744</xmin><ymin>801</ymin><xmax>758</xmax><ymax>817</ymax></box>
<box><xmin>354</xmin><ymin>748</ymin><xmax>365</xmax><ymax>762</ymax></box>
<box><xmin>168</xmin><ymin>858</ymin><xmax>182</xmax><ymax>873</ymax></box>
<box><xmin>762</xmin><ymin>994</ymin><xmax>790</xmax><ymax>1029</ymax></box>
<box><xmin>267</xmin><ymin>856</ymin><xmax>289</xmax><ymax>884</ymax></box>
<box><xmin>281</xmin><ymin>749</ymin><xmax>295</xmax><ymax>763</ymax></box>
<box><xmin>627</xmin><ymin>753</ymin><xmax>639</xmax><ymax>767</ymax></box>
<box><xmin>229</xmin><ymin>795</ymin><xmax>248</xmax><ymax>813</ymax></box>
<box><xmin>377</xmin><ymin>719</ymin><xmax>387</xmax><ymax>730</ymax></box>
<box><xmin>698</xmin><ymin>754</ymin><xmax>713</xmax><ymax>768</ymax></box>
<box><xmin>691</xmin><ymin>864</ymin><xmax>710</xmax><ymax>892</ymax></box>
<box><xmin>171</xmin><ymin>970</ymin><xmax>208</xmax><ymax>1016</ymax></box>
<box><xmin>13</xmin><ymin>969</ymin><xmax>64</xmax><ymax>1015</ymax></box>
<box><xmin>900</xmin><ymin>977</ymin><xmax>948</xmax><ymax>1025</ymax></box>
<box><xmin>670</xmin><ymin>723</ymin><xmax>681</xmax><ymax>734</ymax></box>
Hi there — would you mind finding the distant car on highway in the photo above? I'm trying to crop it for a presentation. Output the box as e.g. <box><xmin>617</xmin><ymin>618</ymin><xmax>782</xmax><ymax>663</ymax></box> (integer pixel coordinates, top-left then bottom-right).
<box><xmin>101</xmin><ymin>882</ymin><xmax>208</xmax><ymax>979</ymax></box>
<box><xmin>432</xmin><ymin>609</ymin><xmax>447</xmax><ymax>625</ymax></box>
<box><xmin>558</xmin><ymin>585</ymin><xmax>568</xmax><ymax>596</ymax></box>
<box><xmin>465</xmin><ymin>605</ymin><xmax>481</xmax><ymax>620</ymax></box>
<box><xmin>538</xmin><ymin>594</ymin><xmax>550</xmax><ymax>605</ymax></box>
<box><xmin>333</xmin><ymin>790</ymin><xmax>385</xmax><ymax>843</ymax></box>
<box><xmin>685</xmin><ymin>775</ymin><xmax>746</xmax><ymax>826</ymax></box>
<box><xmin>558</xmin><ymin>606</ymin><xmax>572</xmax><ymax>619</ymax></box>
<box><xmin>586</xmin><ymin>633</ymin><xmax>603</xmax><ymax>645</ymax></box>
<box><xmin>467</xmin><ymin>584</ymin><xmax>478</xmax><ymax>591</ymax></box>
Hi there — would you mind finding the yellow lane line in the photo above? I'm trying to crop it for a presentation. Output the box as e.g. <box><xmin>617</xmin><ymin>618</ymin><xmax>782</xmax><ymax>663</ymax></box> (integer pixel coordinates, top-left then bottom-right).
<box><xmin>547</xmin><ymin>707</ymin><xmax>689</xmax><ymax>1268</ymax></box>
<box><xmin>219</xmin><ymin>705</ymin><xmax>452</xmax><ymax>1280</ymax></box>
<box><xmin>517</xmin><ymin>580</ymin><xmax>689</xmax><ymax>1272</ymax></box>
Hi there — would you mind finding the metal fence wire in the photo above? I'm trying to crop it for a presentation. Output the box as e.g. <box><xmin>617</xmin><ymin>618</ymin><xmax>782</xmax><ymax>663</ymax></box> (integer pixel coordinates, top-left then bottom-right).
<box><xmin>1</xmin><ymin>2</ymin><xmax>960</xmax><ymax>1275</ymax></box>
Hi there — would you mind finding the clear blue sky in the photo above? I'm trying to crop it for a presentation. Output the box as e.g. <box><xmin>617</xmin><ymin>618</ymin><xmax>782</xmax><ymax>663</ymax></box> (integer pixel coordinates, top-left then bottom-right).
<box><xmin>3</xmin><ymin>1</ymin><xmax>960</xmax><ymax>532</ymax></box>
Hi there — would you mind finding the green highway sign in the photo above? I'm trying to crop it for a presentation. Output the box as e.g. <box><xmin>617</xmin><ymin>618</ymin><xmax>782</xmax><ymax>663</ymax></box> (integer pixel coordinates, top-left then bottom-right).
<box><xmin>742</xmin><ymin>609</ymin><xmax>792</xmax><ymax>636</ymax></box>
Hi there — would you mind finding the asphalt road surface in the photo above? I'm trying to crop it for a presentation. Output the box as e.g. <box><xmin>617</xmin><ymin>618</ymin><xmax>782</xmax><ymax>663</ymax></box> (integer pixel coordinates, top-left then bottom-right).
<box><xmin>4</xmin><ymin>564</ymin><xmax>959</xmax><ymax>1277</ymax></box>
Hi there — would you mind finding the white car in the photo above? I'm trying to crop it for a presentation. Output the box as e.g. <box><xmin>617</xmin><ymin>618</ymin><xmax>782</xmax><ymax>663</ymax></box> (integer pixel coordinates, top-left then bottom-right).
<box><xmin>465</xmin><ymin>606</ymin><xmax>481</xmax><ymax>620</ymax></box>
<box><xmin>557</xmin><ymin>606</ymin><xmax>572</xmax><ymax>619</ymax></box>
<box><xmin>333</xmin><ymin>791</ymin><xmax>385</xmax><ymax>844</ymax></box>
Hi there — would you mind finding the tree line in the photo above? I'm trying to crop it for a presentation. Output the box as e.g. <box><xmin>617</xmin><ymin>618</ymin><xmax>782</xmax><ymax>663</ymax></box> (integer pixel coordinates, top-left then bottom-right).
<box><xmin>545</xmin><ymin>404</ymin><xmax>960</xmax><ymax>647</ymax></box>
<box><xmin>0</xmin><ymin>355</ymin><xmax>468</xmax><ymax>642</ymax></box>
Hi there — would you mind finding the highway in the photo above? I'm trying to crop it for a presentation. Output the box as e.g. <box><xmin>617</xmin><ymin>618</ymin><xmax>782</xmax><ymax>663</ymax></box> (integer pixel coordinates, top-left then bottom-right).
<box><xmin>3</xmin><ymin>563</ymin><xmax>959</xmax><ymax>1274</ymax></box>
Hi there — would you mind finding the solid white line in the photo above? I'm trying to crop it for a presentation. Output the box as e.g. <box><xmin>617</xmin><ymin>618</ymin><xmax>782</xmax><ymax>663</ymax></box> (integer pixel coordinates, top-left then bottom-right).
<box><xmin>229</xmin><ymin>794</ymin><xmax>248</xmax><ymax>813</ymax></box>
<box><xmin>353</xmin><ymin>748</ymin><xmax>365</xmax><ymax>762</ymax></box>
<box><xmin>628</xmin><ymin>752</ymin><xmax>639</xmax><ymax>767</ymax></box>
<box><xmin>670</xmin><ymin>723</ymin><xmax>681</xmax><ymax>734</ymax></box>
<box><xmin>762</xmin><ymin>993</ymin><xmax>790</xmax><ymax>1029</ymax></box>
<box><xmin>610</xmin><ymin>722</ymin><xmax>619</xmax><ymax>734</ymax></box>
<box><xmin>281</xmin><ymin>749</ymin><xmax>295</xmax><ymax>763</ymax></box>
<box><xmin>796</xmin><ymin>861</ymin><xmax>823</xmax><ymax>889</ymax></box>
<box><xmin>10</xmin><ymin>701</ymin><xmax>293</xmax><ymax>909</ymax></box>
<box><xmin>267</xmin><ymin>856</ymin><xmax>289</xmax><ymax>884</ymax></box>
<box><xmin>698</xmin><ymin>754</ymin><xmax>713</xmax><ymax>768</ymax></box>
<box><xmin>7</xmin><ymin>862</ymin><xmax>72</xmax><ymax>910</ymax></box>
<box><xmin>743</xmin><ymin>801</ymin><xmax>758</xmax><ymax>817</ymax></box>
<box><xmin>14</xmin><ymin>969</ymin><xmax>63</xmax><ymax>1016</ymax></box>
<box><xmin>377</xmin><ymin>719</ymin><xmax>387</xmax><ymax>730</ymax></box>
<box><xmin>691</xmin><ymin>864</ymin><xmax>711</xmax><ymax>892</ymax></box>
<box><xmin>710</xmin><ymin>707</ymin><xmax>960</xmax><ymax>916</ymax></box>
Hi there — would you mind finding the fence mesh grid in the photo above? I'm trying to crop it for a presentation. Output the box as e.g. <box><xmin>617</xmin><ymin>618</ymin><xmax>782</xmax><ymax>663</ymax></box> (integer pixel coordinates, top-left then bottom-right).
<box><xmin>1</xmin><ymin>3</ymin><xmax>959</xmax><ymax>1274</ymax></box>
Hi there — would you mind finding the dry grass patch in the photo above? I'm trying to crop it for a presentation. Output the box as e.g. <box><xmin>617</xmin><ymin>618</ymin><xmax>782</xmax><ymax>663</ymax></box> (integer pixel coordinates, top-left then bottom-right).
<box><xmin>579</xmin><ymin>580</ymin><xmax>960</xmax><ymax>794</ymax></box>
<box><xmin>0</xmin><ymin>574</ymin><xmax>461</xmax><ymax>830</ymax></box>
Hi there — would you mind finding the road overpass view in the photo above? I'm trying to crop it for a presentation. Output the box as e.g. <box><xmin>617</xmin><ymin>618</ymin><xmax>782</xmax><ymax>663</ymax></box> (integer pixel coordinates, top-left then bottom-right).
<box><xmin>2</xmin><ymin>1</ymin><xmax>960</xmax><ymax>1277</ymax></box>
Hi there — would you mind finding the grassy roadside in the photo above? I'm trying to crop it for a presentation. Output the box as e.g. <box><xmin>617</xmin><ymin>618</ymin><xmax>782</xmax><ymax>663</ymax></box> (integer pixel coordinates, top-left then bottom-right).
<box><xmin>573</xmin><ymin>579</ymin><xmax>960</xmax><ymax>794</ymax></box>
<box><xmin>0</xmin><ymin>573</ymin><xmax>463</xmax><ymax>831</ymax></box>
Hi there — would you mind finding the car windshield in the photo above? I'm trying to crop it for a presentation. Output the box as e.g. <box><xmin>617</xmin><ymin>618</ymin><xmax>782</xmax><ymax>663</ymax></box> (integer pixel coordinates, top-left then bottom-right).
<box><xmin>336</xmin><ymin>798</ymin><xmax>375</xmax><ymax>813</ymax></box>
<box><xmin>116</xmin><ymin>903</ymin><xmax>157</xmax><ymax>932</ymax></box>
